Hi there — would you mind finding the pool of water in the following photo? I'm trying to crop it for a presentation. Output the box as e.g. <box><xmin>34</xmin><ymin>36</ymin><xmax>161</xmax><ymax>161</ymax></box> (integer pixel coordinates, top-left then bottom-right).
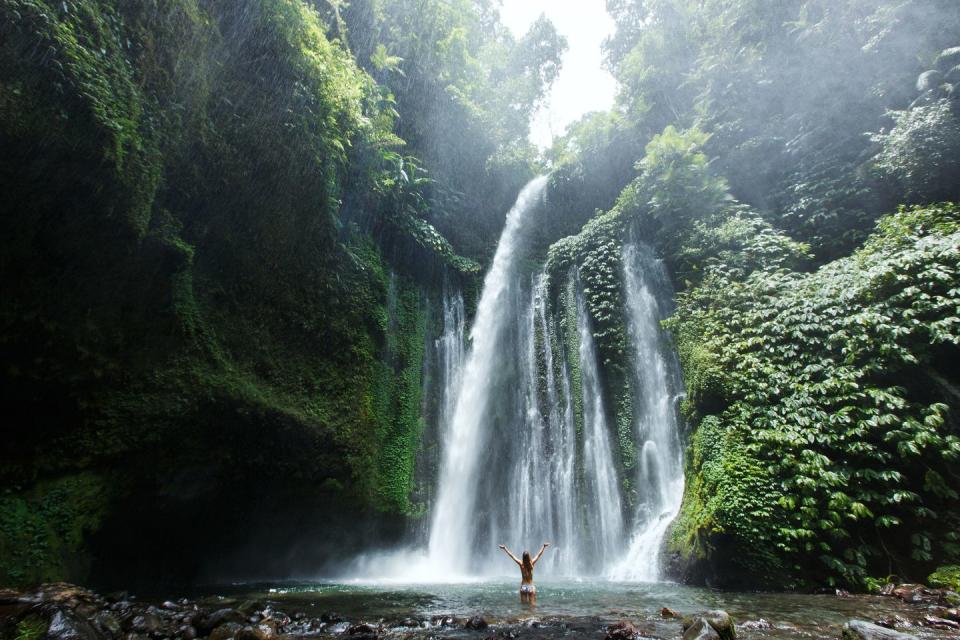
<box><xmin>182</xmin><ymin>579</ymin><xmax>952</xmax><ymax>639</ymax></box>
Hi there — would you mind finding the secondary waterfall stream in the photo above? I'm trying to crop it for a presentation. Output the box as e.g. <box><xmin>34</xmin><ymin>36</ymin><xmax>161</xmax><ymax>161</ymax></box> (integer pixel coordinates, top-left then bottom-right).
<box><xmin>351</xmin><ymin>177</ymin><xmax>685</xmax><ymax>582</ymax></box>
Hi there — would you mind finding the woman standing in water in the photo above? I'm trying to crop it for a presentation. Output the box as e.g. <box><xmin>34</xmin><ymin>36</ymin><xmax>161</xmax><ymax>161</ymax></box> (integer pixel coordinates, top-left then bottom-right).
<box><xmin>498</xmin><ymin>543</ymin><xmax>550</xmax><ymax>603</ymax></box>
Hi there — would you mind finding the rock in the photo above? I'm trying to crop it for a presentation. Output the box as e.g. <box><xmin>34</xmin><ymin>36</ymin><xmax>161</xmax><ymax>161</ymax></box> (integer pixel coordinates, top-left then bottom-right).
<box><xmin>430</xmin><ymin>615</ymin><xmax>456</xmax><ymax>627</ymax></box>
<box><xmin>209</xmin><ymin>622</ymin><xmax>244</xmax><ymax>640</ymax></box>
<box><xmin>660</xmin><ymin>608</ymin><xmax>680</xmax><ymax>618</ymax></box>
<box><xmin>126</xmin><ymin>613</ymin><xmax>161</xmax><ymax>634</ymax></box>
<box><xmin>465</xmin><ymin>615</ymin><xmax>489</xmax><ymax>631</ymax></box>
<box><xmin>682</xmin><ymin>611</ymin><xmax>735</xmax><ymax>640</ymax></box>
<box><xmin>45</xmin><ymin>609</ymin><xmax>103</xmax><ymax>640</ymax></box>
<box><xmin>606</xmin><ymin>620</ymin><xmax>639</xmax><ymax>640</ymax></box>
<box><xmin>921</xmin><ymin>615</ymin><xmax>960</xmax><ymax>631</ymax></box>
<box><xmin>177</xmin><ymin>625</ymin><xmax>197</xmax><ymax>640</ymax></box>
<box><xmin>840</xmin><ymin>620</ymin><xmax>918</xmax><ymax>640</ymax></box>
<box><xmin>347</xmin><ymin>622</ymin><xmax>381</xmax><ymax>635</ymax></box>
<box><xmin>236</xmin><ymin>624</ymin><xmax>273</xmax><ymax>640</ymax></box>
<box><xmin>891</xmin><ymin>584</ymin><xmax>940</xmax><ymax>605</ymax></box>
<box><xmin>199</xmin><ymin>609</ymin><xmax>246</xmax><ymax>634</ymax></box>
<box><xmin>683</xmin><ymin>619</ymin><xmax>720</xmax><ymax>640</ymax></box>
<box><xmin>93</xmin><ymin>612</ymin><xmax>122</xmax><ymax>637</ymax></box>
<box><xmin>320</xmin><ymin>612</ymin><xmax>343</xmax><ymax>624</ymax></box>
<box><xmin>738</xmin><ymin>619</ymin><xmax>772</xmax><ymax>630</ymax></box>
<box><xmin>874</xmin><ymin>615</ymin><xmax>910</xmax><ymax>629</ymax></box>
<box><xmin>397</xmin><ymin>618</ymin><xmax>421</xmax><ymax>628</ymax></box>
<box><xmin>701</xmin><ymin>611</ymin><xmax>735</xmax><ymax>640</ymax></box>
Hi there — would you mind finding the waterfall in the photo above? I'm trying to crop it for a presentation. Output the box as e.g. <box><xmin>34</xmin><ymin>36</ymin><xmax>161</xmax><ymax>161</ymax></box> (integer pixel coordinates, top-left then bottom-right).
<box><xmin>426</xmin><ymin>176</ymin><xmax>549</xmax><ymax>574</ymax></box>
<box><xmin>609</xmin><ymin>242</ymin><xmax>685</xmax><ymax>581</ymax></box>
<box><xmin>574</xmin><ymin>275</ymin><xmax>626</xmax><ymax>568</ymax></box>
<box><xmin>348</xmin><ymin>181</ymin><xmax>685</xmax><ymax>583</ymax></box>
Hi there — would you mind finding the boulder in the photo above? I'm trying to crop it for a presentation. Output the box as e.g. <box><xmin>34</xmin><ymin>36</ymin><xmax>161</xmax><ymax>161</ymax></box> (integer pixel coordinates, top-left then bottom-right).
<box><xmin>683</xmin><ymin>619</ymin><xmax>720</xmax><ymax>640</ymax></box>
<box><xmin>840</xmin><ymin>620</ymin><xmax>917</xmax><ymax>640</ymax></box>
<box><xmin>209</xmin><ymin>622</ymin><xmax>244</xmax><ymax>640</ymax></box>
<box><xmin>45</xmin><ymin>609</ymin><xmax>103</xmax><ymax>640</ymax></box>
<box><xmin>660</xmin><ymin>607</ymin><xmax>680</xmax><ymax>618</ymax></box>
<box><xmin>92</xmin><ymin>612</ymin><xmax>122</xmax><ymax>638</ymax></box>
<box><xmin>199</xmin><ymin>609</ymin><xmax>246</xmax><ymax>634</ymax></box>
<box><xmin>465</xmin><ymin>615</ymin><xmax>488</xmax><ymax>631</ymax></box>
<box><xmin>606</xmin><ymin>620</ymin><xmax>639</xmax><ymax>640</ymax></box>
<box><xmin>705</xmin><ymin>610</ymin><xmax>735</xmax><ymax>639</ymax></box>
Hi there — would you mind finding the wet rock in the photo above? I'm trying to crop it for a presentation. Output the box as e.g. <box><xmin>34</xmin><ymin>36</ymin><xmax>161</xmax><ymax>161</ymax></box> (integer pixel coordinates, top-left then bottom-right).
<box><xmin>93</xmin><ymin>612</ymin><xmax>122</xmax><ymax>637</ymax></box>
<box><xmin>236</xmin><ymin>624</ymin><xmax>273</xmax><ymax>640</ymax></box>
<box><xmin>840</xmin><ymin>620</ymin><xmax>918</xmax><ymax>640</ymax></box>
<box><xmin>921</xmin><ymin>615</ymin><xmax>960</xmax><ymax>631</ymax></box>
<box><xmin>430</xmin><ymin>615</ymin><xmax>456</xmax><ymax>627</ymax></box>
<box><xmin>606</xmin><ymin>620</ymin><xmax>639</xmax><ymax>640</ymax></box>
<box><xmin>465</xmin><ymin>616</ymin><xmax>489</xmax><ymax>631</ymax></box>
<box><xmin>126</xmin><ymin>613</ymin><xmax>161</xmax><ymax>634</ymax></box>
<box><xmin>46</xmin><ymin>609</ymin><xmax>103</xmax><ymax>640</ymax></box>
<box><xmin>874</xmin><ymin>615</ymin><xmax>910</xmax><ymax>629</ymax></box>
<box><xmin>737</xmin><ymin>619</ymin><xmax>772</xmax><ymax>631</ymax></box>
<box><xmin>660</xmin><ymin>607</ymin><xmax>680</xmax><ymax>618</ymax></box>
<box><xmin>348</xmin><ymin>622</ymin><xmax>382</xmax><ymax>635</ymax></box>
<box><xmin>891</xmin><ymin>584</ymin><xmax>939</xmax><ymax>605</ymax></box>
<box><xmin>199</xmin><ymin>609</ymin><xmax>246</xmax><ymax>634</ymax></box>
<box><xmin>320</xmin><ymin>612</ymin><xmax>344</xmax><ymax>624</ymax></box>
<box><xmin>209</xmin><ymin>622</ymin><xmax>245</xmax><ymax>640</ymax></box>
<box><xmin>397</xmin><ymin>618</ymin><xmax>421</xmax><ymax>628</ymax></box>
<box><xmin>937</xmin><ymin>607</ymin><xmax>960</xmax><ymax>622</ymax></box>
<box><xmin>177</xmin><ymin>625</ymin><xmax>197</xmax><ymax>640</ymax></box>
<box><xmin>683</xmin><ymin>619</ymin><xmax>720</xmax><ymax>640</ymax></box>
<box><xmin>682</xmin><ymin>611</ymin><xmax>735</xmax><ymax>640</ymax></box>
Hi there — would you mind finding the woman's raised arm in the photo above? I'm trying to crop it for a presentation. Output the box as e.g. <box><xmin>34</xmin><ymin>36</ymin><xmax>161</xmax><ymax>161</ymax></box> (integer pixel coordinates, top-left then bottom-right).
<box><xmin>498</xmin><ymin>544</ymin><xmax>522</xmax><ymax>565</ymax></box>
<box><xmin>532</xmin><ymin>542</ymin><xmax>551</xmax><ymax>565</ymax></box>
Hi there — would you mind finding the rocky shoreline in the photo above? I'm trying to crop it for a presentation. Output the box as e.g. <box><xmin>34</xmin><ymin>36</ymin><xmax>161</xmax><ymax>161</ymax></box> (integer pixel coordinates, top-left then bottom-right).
<box><xmin>1</xmin><ymin>583</ymin><xmax>959</xmax><ymax>640</ymax></box>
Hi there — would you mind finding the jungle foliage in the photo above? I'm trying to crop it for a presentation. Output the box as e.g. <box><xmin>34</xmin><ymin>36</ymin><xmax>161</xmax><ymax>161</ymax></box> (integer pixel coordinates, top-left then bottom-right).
<box><xmin>0</xmin><ymin>0</ymin><xmax>562</xmax><ymax>586</ymax></box>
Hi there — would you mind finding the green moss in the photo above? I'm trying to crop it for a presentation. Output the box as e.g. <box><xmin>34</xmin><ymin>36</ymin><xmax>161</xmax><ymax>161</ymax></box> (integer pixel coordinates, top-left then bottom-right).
<box><xmin>14</xmin><ymin>615</ymin><xmax>47</xmax><ymax>640</ymax></box>
<box><xmin>0</xmin><ymin>473</ymin><xmax>110</xmax><ymax>585</ymax></box>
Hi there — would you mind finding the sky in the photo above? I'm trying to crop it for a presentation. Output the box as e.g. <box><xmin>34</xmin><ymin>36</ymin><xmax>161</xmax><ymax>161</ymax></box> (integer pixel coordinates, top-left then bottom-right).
<box><xmin>499</xmin><ymin>0</ymin><xmax>618</xmax><ymax>149</ymax></box>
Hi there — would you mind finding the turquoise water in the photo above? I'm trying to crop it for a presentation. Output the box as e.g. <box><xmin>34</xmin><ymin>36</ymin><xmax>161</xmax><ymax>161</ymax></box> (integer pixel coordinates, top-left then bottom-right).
<box><xmin>188</xmin><ymin>579</ymin><xmax>951</xmax><ymax>639</ymax></box>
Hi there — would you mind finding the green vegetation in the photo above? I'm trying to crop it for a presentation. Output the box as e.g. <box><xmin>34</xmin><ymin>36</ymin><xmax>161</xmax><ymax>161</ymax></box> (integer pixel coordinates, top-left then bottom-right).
<box><xmin>2</xmin><ymin>0</ymin><xmax>959</xmax><ymax>593</ymax></box>
<box><xmin>1</xmin><ymin>0</ymin><xmax>556</xmax><ymax>585</ymax></box>
<box><xmin>928</xmin><ymin>565</ymin><xmax>960</xmax><ymax>591</ymax></box>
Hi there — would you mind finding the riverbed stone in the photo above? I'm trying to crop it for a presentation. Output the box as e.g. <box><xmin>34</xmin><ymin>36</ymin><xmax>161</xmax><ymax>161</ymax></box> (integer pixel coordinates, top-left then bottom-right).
<box><xmin>209</xmin><ymin>622</ymin><xmax>244</xmax><ymax>640</ymax></box>
<box><xmin>606</xmin><ymin>620</ymin><xmax>639</xmax><ymax>640</ymax></box>
<box><xmin>683</xmin><ymin>611</ymin><xmax>735</xmax><ymax>640</ymax></box>
<box><xmin>465</xmin><ymin>615</ymin><xmax>489</xmax><ymax>631</ymax></box>
<box><xmin>46</xmin><ymin>609</ymin><xmax>103</xmax><ymax>640</ymax></box>
<box><xmin>840</xmin><ymin>620</ymin><xmax>918</xmax><ymax>640</ymax></box>
<box><xmin>683</xmin><ymin>618</ymin><xmax>720</xmax><ymax>640</ymax></box>
<box><xmin>200</xmin><ymin>609</ymin><xmax>246</xmax><ymax>634</ymax></box>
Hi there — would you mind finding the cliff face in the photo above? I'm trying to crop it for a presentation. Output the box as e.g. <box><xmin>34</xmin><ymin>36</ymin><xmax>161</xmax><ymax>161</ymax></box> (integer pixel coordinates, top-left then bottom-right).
<box><xmin>0</xmin><ymin>0</ymin><xmax>462</xmax><ymax>587</ymax></box>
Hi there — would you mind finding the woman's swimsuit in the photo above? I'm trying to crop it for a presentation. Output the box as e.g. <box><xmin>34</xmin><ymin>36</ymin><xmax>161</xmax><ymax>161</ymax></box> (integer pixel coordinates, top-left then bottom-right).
<box><xmin>520</xmin><ymin>584</ymin><xmax>536</xmax><ymax>594</ymax></box>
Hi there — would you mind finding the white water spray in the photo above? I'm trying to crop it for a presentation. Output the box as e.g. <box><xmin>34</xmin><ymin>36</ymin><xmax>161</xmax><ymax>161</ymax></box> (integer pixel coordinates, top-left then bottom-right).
<box><xmin>609</xmin><ymin>242</ymin><xmax>685</xmax><ymax>581</ymax></box>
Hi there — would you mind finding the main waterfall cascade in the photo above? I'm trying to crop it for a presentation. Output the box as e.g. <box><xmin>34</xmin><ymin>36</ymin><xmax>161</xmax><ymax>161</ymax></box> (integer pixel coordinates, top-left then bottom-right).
<box><xmin>350</xmin><ymin>177</ymin><xmax>685</xmax><ymax>582</ymax></box>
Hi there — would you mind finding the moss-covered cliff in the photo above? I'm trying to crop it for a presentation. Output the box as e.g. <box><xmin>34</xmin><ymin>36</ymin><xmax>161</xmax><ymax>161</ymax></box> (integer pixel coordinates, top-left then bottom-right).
<box><xmin>0</xmin><ymin>0</ymin><xmax>471</xmax><ymax>587</ymax></box>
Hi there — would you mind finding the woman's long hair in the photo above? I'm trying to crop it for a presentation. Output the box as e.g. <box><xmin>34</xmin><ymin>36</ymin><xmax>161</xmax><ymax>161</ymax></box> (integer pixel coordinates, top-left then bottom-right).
<box><xmin>521</xmin><ymin>550</ymin><xmax>533</xmax><ymax>573</ymax></box>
